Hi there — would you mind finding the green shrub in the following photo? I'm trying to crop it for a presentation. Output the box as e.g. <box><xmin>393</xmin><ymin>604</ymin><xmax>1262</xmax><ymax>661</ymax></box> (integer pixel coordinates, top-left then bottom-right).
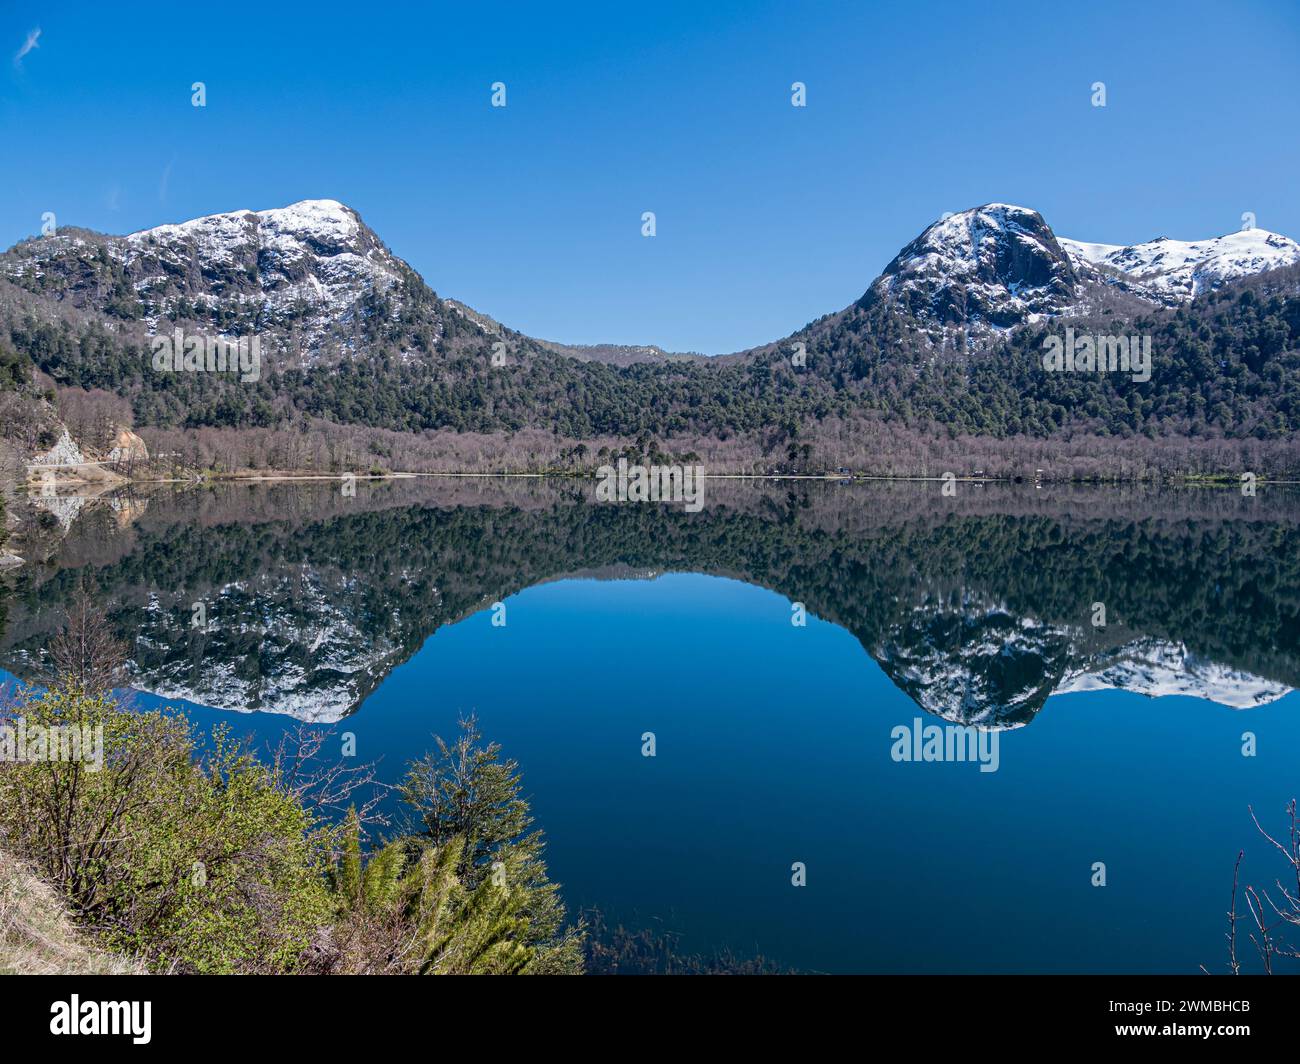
<box><xmin>0</xmin><ymin>687</ymin><xmax>332</xmax><ymax>973</ymax></box>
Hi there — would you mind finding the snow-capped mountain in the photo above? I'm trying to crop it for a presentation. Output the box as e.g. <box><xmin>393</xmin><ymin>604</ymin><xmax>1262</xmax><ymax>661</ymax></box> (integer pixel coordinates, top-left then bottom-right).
<box><xmin>2</xmin><ymin>198</ymin><xmax>477</xmax><ymax>365</ymax></box>
<box><xmin>125</xmin><ymin>199</ymin><xmax>403</xmax><ymax>351</ymax></box>
<box><xmin>1055</xmin><ymin>639</ymin><xmax>1292</xmax><ymax>709</ymax></box>
<box><xmin>870</xmin><ymin>596</ymin><xmax>1293</xmax><ymax>730</ymax></box>
<box><xmin>9</xmin><ymin>198</ymin><xmax>1296</xmax><ymax>364</ymax></box>
<box><xmin>863</xmin><ymin>204</ymin><xmax>1081</xmax><ymax>330</ymax></box>
<box><xmin>1059</xmin><ymin>229</ymin><xmax>1300</xmax><ymax>303</ymax></box>
<box><xmin>861</xmin><ymin>203</ymin><xmax>1300</xmax><ymax>334</ymax></box>
<box><xmin>4</xmin><ymin>196</ymin><xmax>1299</xmax><ymax>464</ymax></box>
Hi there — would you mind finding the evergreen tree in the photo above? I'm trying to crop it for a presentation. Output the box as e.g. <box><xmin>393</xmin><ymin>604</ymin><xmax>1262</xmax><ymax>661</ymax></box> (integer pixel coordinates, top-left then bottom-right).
<box><xmin>400</xmin><ymin>716</ymin><xmax>584</xmax><ymax>973</ymax></box>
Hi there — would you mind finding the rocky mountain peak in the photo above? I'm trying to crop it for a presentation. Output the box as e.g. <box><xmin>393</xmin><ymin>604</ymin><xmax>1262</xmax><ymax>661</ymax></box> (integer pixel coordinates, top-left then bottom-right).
<box><xmin>2</xmin><ymin>199</ymin><xmax>453</xmax><ymax>367</ymax></box>
<box><xmin>120</xmin><ymin>198</ymin><xmax>415</xmax><ymax>359</ymax></box>
<box><xmin>126</xmin><ymin>199</ymin><xmax>372</xmax><ymax>263</ymax></box>
<box><xmin>863</xmin><ymin>203</ymin><xmax>1080</xmax><ymax>330</ymax></box>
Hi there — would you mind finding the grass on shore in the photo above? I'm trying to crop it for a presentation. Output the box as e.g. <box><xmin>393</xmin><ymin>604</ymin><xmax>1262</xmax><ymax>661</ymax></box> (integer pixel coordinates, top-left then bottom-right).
<box><xmin>0</xmin><ymin>850</ymin><xmax>143</xmax><ymax>975</ymax></box>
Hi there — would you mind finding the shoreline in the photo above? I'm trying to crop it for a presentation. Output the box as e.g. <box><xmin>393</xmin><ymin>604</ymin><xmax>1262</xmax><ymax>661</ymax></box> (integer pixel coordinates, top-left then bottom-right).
<box><xmin>99</xmin><ymin>470</ymin><xmax>1300</xmax><ymax>487</ymax></box>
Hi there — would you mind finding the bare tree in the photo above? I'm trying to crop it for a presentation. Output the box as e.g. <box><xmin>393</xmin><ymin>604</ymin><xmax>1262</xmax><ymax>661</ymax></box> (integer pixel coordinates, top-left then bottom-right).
<box><xmin>1206</xmin><ymin>800</ymin><xmax>1300</xmax><ymax>974</ymax></box>
<box><xmin>47</xmin><ymin>585</ymin><xmax>127</xmax><ymax>695</ymax></box>
<box><xmin>268</xmin><ymin>724</ymin><xmax>390</xmax><ymax>837</ymax></box>
<box><xmin>54</xmin><ymin>387</ymin><xmax>132</xmax><ymax>456</ymax></box>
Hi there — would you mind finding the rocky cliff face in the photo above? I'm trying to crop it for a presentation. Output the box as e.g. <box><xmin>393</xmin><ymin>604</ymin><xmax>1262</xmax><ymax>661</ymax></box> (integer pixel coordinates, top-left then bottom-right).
<box><xmin>863</xmin><ymin>204</ymin><xmax>1082</xmax><ymax>330</ymax></box>
<box><xmin>106</xmin><ymin>428</ymin><xmax>148</xmax><ymax>464</ymax></box>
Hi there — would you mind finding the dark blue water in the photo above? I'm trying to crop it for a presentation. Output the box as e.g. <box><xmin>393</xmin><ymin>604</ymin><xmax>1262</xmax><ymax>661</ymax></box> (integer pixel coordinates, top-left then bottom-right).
<box><xmin>117</xmin><ymin>571</ymin><xmax>1300</xmax><ymax>974</ymax></box>
<box><xmin>7</xmin><ymin>481</ymin><xmax>1299</xmax><ymax>973</ymax></box>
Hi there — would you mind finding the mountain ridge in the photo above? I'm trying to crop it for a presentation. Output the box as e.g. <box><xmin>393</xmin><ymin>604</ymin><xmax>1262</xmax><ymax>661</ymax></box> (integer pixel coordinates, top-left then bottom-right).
<box><xmin>3</xmin><ymin>197</ymin><xmax>1300</xmax><ymax>480</ymax></box>
<box><xmin>8</xmin><ymin>197</ymin><xmax>1297</xmax><ymax>357</ymax></box>
<box><xmin>857</xmin><ymin>202</ymin><xmax>1300</xmax><ymax>338</ymax></box>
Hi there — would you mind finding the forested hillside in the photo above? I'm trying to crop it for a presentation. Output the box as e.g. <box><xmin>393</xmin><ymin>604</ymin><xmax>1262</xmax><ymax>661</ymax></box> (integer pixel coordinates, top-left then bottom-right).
<box><xmin>6</xmin><ymin>267</ymin><xmax>1298</xmax><ymax>440</ymax></box>
<box><xmin>3</xmin><ymin>200</ymin><xmax>1299</xmax><ymax>478</ymax></box>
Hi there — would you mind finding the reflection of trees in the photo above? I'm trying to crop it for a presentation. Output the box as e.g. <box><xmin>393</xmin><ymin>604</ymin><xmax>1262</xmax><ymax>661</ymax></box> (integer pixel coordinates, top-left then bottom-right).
<box><xmin>2</xmin><ymin>482</ymin><xmax>1298</xmax><ymax>722</ymax></box>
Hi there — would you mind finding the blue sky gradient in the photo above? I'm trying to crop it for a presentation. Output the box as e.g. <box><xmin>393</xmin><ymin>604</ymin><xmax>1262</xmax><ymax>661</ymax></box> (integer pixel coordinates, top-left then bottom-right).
<box><xmin>3</xmin><ymin>0</ymin><xmax>1297</xmax><ymax>352</ymax></box>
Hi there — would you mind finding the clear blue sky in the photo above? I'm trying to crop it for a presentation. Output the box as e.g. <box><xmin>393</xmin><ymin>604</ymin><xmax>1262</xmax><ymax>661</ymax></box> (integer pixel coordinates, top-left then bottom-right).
<box><xmin>3</xmin><ymin>0</ymin><xmax>1297</xmax><ymax>353</ymax></box>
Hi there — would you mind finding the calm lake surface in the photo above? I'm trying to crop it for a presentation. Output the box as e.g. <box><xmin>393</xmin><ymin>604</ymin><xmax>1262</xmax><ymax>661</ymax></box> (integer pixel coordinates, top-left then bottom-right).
<box><xmin>4</xmin><ymin>477</ymin><xmax>1299</xmax><ymax>973</ymax></box>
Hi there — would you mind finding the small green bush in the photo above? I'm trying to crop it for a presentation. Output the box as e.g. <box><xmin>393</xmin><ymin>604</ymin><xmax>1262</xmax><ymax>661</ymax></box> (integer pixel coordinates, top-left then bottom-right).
<box><xmin>0</xmin><ymin>687</ymin><xmax>332</xmax><ymax>973</ymax></box>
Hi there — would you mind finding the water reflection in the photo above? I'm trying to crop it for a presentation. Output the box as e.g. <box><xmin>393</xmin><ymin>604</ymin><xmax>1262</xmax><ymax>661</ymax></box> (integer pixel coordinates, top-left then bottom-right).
<box><xmin>3</xmin><ymin>478</ymin><xmax>1297</xmax><ymax>729</ymax></box>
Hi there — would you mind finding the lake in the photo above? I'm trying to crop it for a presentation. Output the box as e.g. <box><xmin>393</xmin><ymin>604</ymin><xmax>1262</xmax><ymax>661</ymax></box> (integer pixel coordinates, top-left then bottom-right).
<box><xmin>3</xmin><ymin>476</ymin><xmax>1298</xmax><ymax>973</ymax></box>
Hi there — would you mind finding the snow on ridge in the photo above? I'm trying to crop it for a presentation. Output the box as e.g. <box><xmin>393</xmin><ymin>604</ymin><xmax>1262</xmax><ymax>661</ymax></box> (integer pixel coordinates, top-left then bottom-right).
<box><xmin>1054</xmin><ymin>640</ymin><xmax>1292</xmax><ymax>709</ymax></box>
<box><xmin>126</xmin><ymin>198</ymin><xmax>356</xmax><ymax>241</ymax></box>
<box><xmin>112</xmin><ymin>198</ymin><xmax>412</xmax><ymax>362</ymax></box>
<box><xmin>891</xmin><ymin>211</ymin><xmax>1027</xmax><ymax>289</ymax></box>
<box><xmin>1059</xmin><ymin>229</ymin><xmax>1300</xmax><ymax>300</ymax></box>
<box><xmin>122</xmin><ymin>199</ymin><xmax>369</xmax><ymax>273</ymax></box>
<box><xmin>253</xmin><ymin>199</ymin><xmax>362</xmax><ymax>247</ymax></box>
<box><xmin>868</xmin><ymin>203</ymin><xmax>1300</xmax><ymax>336</ymax></box>
<box><xmin>920</xmin><ymin>203</ymin><xmax>1048</xmax><ymax>253</ymax></box>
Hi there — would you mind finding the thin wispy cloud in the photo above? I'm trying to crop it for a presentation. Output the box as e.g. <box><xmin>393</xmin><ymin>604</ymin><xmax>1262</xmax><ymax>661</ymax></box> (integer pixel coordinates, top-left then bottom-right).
<box><xmin>13</xmin><ymin>27</ymin><xmax>40</xmax><ymax>67</ymax></box>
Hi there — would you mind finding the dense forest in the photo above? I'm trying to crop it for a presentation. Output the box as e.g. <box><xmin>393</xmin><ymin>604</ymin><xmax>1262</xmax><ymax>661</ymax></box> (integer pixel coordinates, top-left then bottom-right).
<box><xmin>6</xmin><ymin>271</ymin><xmax>1300</xmax><ymax>441</ymax></box>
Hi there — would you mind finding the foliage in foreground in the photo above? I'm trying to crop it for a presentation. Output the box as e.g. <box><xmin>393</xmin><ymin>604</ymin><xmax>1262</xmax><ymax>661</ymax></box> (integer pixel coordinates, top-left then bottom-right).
<box><xmin>324</xmin><ymin>820</ymin><xmax>536</xmax><ymax>973</ymax></box>
<box><xmin>318</xmin><ymin>718</ymin><xmax>584</xmax><ymax>974</ymax></box>
<box><xmin>0</xmin><ymin>674</ymin><xmax>582</xmax><ymax>973</ymax></box>
<box><xmin>0</xmin><ymin>848</ymin><xmax>144</xmax><ymax>975</ymax></box>
<box><xmin>0</xmin><ymin>685</ymin><xmax>334</xmax><ymax>972</ymax></box>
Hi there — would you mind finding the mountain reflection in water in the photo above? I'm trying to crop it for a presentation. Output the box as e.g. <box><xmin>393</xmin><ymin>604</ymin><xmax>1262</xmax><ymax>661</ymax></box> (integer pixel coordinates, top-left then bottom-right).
<box><xmin>2</xmin><ymin>478</ymin><xmax>1296</xmax><ymax>730</ymax></box>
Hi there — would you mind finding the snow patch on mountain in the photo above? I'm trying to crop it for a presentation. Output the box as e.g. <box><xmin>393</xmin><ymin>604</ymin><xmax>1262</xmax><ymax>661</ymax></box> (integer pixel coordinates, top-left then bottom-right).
<box><xmin>1059</xmin><ymin>229</ymin><xmax>1300</xmax><ymax>302</ymax></box>
<box><xmin>864</xmin><ymin>204</ymin><xmax>1300</xmax><ymax>335</ymax></box>
<box><xmin>128</xmin><ymin>199</ymin><xmax>359</xmax><ymax>251</ymax></box>
<box><xmin>116</xmin><ymin>199</ymin><xmax>417</xmax><ymax>362</ymax></box>
<box><xmin>1055</xmin><ymin>639</ymin><xmax>1291</xmax><ymax>708</ymax></box>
